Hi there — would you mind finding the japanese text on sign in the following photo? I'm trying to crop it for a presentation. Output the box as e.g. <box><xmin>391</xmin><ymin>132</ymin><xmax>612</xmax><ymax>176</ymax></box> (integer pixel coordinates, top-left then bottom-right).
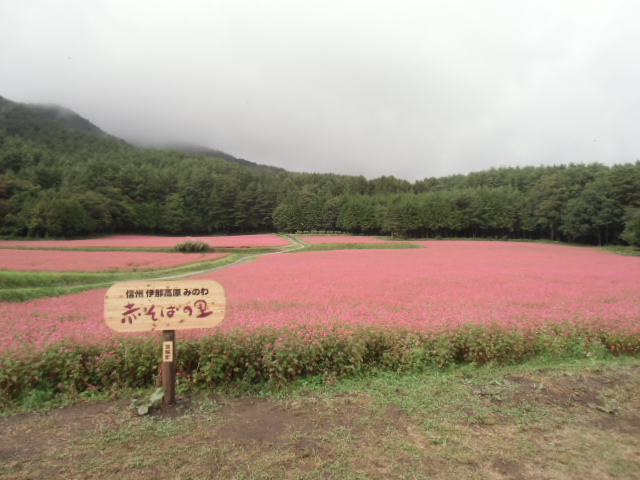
<box><xmin>120</xmin><ymin>299</ymin><xmax>213</xmax><ymax>324</ymax></box>
<box><xmin>125</xmin><ymin>287</ymin><xmax>212</xmax><ymax>299</ymax></box>
<box><xmin>163</xmin><ymin>341</ymin><xmax>174</xmax><ymax>362</ymax></box>
<box><xmin>104</xmin><ymin>280</ymin><xmax>226</xmax><ymax>332</ymax></box>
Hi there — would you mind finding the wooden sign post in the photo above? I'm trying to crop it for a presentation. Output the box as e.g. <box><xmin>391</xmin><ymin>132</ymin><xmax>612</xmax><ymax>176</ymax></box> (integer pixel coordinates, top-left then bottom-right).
<box><xmin>162</xmin><ymin>330</ymin><xmax>176</xmax><ymax>405</ymax></box>
<box><xmin>104</xmin><ymin>280</ymin><xmax>226</xmax><ymax>407</ymax></box>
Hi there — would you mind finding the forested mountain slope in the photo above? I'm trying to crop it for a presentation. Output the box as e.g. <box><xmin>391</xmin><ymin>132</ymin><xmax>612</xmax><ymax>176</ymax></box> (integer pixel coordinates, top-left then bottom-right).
<box><xmin>0</xmin><ymin>95</ymin><xmax>639</xmax><ymax>245</ymax></box>
<box><xmin>153</xmin><ymin>141</ymin><xmax>285</xmax><ymax>174</ymax></box>
<box><xmin>26</xmin><ymin>103</ymin><xmax>113</xmax><ymax>138</ymax></box>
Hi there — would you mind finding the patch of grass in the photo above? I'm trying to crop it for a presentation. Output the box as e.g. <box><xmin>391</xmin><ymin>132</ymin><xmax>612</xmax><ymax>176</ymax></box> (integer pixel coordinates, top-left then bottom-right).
<box><xmin>288</xmin><ymin>242</ymin><xmax>423</xmax><ymax>253</ymax></box>
<box><xmin>600</xmin><ymin>245</ymin><xmax>640</xmax><ymax>256</ymax></box>
<box><xmin>0</xmin><ymin>270</ymin><xmax>122</xmax><ymax>289</ymax></box>
<box><xmin>0</xmin><ymin>253</ymin><xmax>246</xmax><ymax>302</ymax></box>
<box><xmin>0</xmin><ymin>245</ymin><xmax>284</xmax><ymax>253</ymax></box>
<box><xmin>2</xmin><ymin>358</ymin><xmax>639</xmax><ymax>479</ymax></box>
<box><xmin>0</xmin><ymin>245</ymin><xmax>176</xmax><ymax>252</ymax></box>
<box><xmin>0</xmin><ymin>283</ymin><xmax>114</xmax><ymax>303</ymax></box>
<box><xmin>213</xmin><ymin>247</ymin><xmax>282</xmax><ymax>254</ymax></box>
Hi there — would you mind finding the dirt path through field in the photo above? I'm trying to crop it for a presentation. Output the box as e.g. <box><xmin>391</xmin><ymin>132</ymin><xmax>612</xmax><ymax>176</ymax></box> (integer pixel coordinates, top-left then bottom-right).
<box><xmin>153</xmin><ymin>235</ymin><xmax>307</xmax><ymax>280</ymax></box>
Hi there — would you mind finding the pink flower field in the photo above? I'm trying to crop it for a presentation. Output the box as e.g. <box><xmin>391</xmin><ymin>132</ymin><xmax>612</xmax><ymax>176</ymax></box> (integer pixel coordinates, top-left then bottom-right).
<box><xmin>0</xmin><ymin>234</ymin><xmax>290</xmax><ymax>249</ymax></box>
<box><xmin>0</xmin><ymin>249</ymin><xmax>228</xmax><ymax>272</ymax></box>
<box><xmin>299</xmin><ymin>236</ymin><xmax>391</xmax><ymax>244</ymax></box>
<box><xmin>199</xmin><ymin>241</ymin><xmax>640</xmax><ymax>333</ymax></box>
<box><xmin>2</xmin><ymin>241</ymin><xmax>639</xmax><ymax>352</ymax></box>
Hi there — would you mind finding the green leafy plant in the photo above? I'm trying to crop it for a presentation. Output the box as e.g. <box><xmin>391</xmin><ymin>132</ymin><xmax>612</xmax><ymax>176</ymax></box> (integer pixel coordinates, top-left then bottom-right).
<box><xmin>130</xmin><ymin>388</ymin><xmax>165</xmax><ymax>415</ymax></box>
<box><xmin>2</xmin><ymin>322</ymin><xmax>639</xmax><ymax>411</ymax></box>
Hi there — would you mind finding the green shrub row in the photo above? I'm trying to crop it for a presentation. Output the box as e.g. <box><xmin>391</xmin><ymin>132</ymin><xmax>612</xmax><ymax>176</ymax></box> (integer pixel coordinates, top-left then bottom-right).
<box><xmin>174</xmin><ymin>240</ymin><xmax>212</xmax><ymax>253</ymax></box>
<box><xmin>2</xmin><ymin>322</ymin><xmax>639</xmax><ymax>408</ymax></box>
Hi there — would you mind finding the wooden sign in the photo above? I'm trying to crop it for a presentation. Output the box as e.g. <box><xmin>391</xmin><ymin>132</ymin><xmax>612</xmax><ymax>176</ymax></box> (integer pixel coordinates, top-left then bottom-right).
<box><xmin>104</xmin><ymin>280</ymin><xmax>226</xmax><ymax>332</ymax></box>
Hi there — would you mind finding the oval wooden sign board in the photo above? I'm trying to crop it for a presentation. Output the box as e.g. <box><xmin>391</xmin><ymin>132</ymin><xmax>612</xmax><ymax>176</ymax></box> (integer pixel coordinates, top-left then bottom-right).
<box><xmin>104</xmin><ymin>280</ymin><xmax>226</xmax><ymax>332</ymax></box>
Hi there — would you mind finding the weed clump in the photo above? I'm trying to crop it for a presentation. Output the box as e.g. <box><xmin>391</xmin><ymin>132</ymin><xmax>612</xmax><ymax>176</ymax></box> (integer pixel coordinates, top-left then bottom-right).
<box><xmin>174</xmin><ymin>239</ymin><xmax>212</xmax><ymax>253</ymax></box>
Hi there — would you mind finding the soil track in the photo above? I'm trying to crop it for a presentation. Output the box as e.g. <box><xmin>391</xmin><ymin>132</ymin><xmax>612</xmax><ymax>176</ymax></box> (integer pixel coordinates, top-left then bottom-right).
<box><xmin>2</xmin><ymin>363</ymin><xmax>640</xmax><ymax>479</ymax></box>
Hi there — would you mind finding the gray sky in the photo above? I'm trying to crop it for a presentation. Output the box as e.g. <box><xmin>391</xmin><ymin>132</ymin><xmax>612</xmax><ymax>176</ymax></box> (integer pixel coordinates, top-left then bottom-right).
<box><xmin>1</xmin><ymin>1</ymin><xmax>639</xmax><ymax>182</ymax></box>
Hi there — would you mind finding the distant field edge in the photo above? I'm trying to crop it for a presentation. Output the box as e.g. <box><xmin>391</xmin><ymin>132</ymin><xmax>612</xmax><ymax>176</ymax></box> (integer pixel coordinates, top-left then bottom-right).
<box><xmin>288</xmin><ymin>242</ymin><xmax>423</xmax><ymax>252</ymax></box>
<box><xmin>0</xmin><ymin>253</ymin><xmax>246</xmax><ymax>302</ymax></box>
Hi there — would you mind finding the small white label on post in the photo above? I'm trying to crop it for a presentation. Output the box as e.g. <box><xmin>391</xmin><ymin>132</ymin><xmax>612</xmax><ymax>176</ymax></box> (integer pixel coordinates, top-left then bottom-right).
<box><xmin>163</xmin><ymin>341</ymin><xmax>174</xmax><ymax>362</ymax></box>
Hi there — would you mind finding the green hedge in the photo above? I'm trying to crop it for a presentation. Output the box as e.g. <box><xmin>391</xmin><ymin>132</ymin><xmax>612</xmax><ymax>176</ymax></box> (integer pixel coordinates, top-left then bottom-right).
<box><xmin>2</xmin><ymin>322</ymin><xmax>639</xmax><ymax>408</ymax></box>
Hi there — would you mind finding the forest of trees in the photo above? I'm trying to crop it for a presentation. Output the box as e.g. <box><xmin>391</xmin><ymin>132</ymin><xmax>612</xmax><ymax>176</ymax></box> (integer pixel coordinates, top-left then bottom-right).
<box><xmin>1</xmin><ymin>95</ymin><xmax>639</xmax><ymax>246</ymax></box>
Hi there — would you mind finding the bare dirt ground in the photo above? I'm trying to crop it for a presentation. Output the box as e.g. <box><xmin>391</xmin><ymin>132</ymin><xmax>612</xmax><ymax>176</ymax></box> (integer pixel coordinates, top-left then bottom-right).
<box><xmin>2</xmin><ymin>361</ymin><xmax>640</xmax><ymax>479</ymax></box>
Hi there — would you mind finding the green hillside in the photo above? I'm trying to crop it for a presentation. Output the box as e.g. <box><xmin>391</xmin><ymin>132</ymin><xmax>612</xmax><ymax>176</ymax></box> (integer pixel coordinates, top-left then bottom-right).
<box><xmin>0</xmin><ymin>94</ymin><xmax>639</xmax><ymax>245</ymax></box>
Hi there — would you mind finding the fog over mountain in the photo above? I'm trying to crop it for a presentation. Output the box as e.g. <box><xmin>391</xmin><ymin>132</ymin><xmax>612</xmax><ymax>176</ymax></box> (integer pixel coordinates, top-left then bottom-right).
<box><xmin>2</xmin><ymin>1</ymin><xmax>639</xmax><ymax>181</ymax></box>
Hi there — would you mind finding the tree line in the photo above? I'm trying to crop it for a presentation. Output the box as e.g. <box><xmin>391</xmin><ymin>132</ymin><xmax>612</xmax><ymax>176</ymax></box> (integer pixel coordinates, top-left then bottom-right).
<box><xmin>1</xmin><ymin>96</ymin><xmax>639</xmax><ymax>246</ymax></box>
<box><xmin>272</xmin><ymin>162</ymin><xmax>640</xmax><ymax>246</ymax></box>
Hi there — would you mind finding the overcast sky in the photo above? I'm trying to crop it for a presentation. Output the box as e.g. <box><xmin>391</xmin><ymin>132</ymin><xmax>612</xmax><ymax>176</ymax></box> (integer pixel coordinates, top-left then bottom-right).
<box><xmin>1</xmin><ymin>1</ymin><xmax>639</xmax><ymax>181</ymax></box>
